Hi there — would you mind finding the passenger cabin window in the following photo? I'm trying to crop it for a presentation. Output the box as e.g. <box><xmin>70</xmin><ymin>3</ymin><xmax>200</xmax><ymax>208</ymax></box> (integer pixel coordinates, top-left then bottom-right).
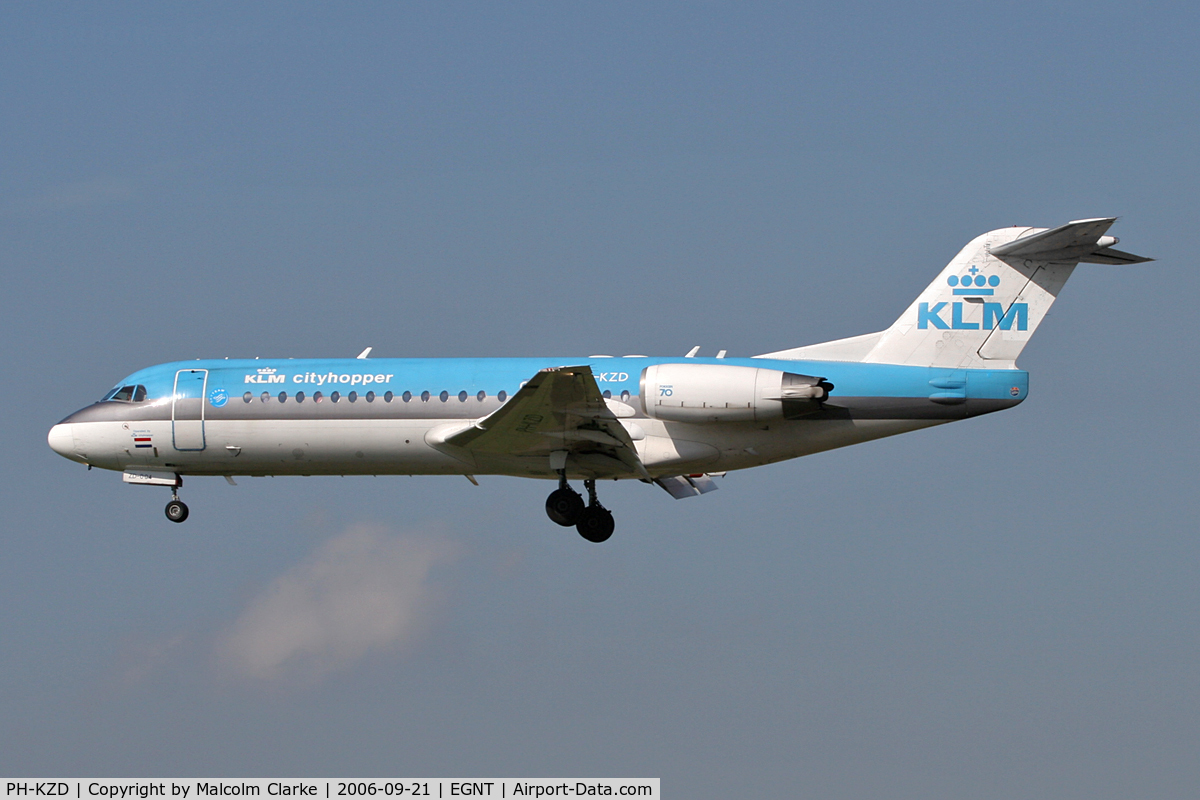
<box><xmin>244</xmin><ymin>392</ymin><xmax>253</xmax><ymax>403</ymax></box>
<box><xmin>384</xmin><ymin>391</ymin><xmax>394</xmax><ymax>402</ymax></box>
<box><xmin>439</xmin><ymin>390</ymin><xmax>449</xmax><ymax>402</ymax></box>
<box><xmin>365</xmin><ymin>391</ymin><xmax>375</xmax><ymax>402</ymax></box>
<box><xmin>421</xmin><ymin>391</ymin><xmax>430</xmax><ymax>402</ymax></box>
<box><xmin>348</xmin><ymin>391</ymin><xmax>358</xmax><ymax>403</ymax></box>
<box><xmin>498</xmin><ymin>390</ymin><xmax>507</xmax><ymax>402</ymax></box>
<box><xmin>458</xmin><ymin>390</ymin><xmax>468</xmax><ymax>402</ymax></box>
<box><xmin>331</xmin><ymin>391</ymin><xmax>341</xmax><ymax>403</ymax></box>
<box><xmin>477</xmin><ymin>390</ymin><xmax>486</xmax><ymax>401</ymax></box>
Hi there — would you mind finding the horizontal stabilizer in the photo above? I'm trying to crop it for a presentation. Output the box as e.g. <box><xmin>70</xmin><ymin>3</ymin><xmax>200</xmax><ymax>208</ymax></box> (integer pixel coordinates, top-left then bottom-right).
<box><xmin>990</xmin><ymin>217</ymin><xmax>1151</xmax><ymax>264</ymax></box>
<box><xmin>1080</xmin><ymin>246</ymin><xmax>1153</xmax><ymax>265</ymax></box>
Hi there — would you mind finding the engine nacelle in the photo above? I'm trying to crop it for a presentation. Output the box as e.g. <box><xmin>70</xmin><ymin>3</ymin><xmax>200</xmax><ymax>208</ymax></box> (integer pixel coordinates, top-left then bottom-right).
<box><xmin>639</xmin><ymin>363</ymin><xmax>832</xmax><ymax>423</ymax></box>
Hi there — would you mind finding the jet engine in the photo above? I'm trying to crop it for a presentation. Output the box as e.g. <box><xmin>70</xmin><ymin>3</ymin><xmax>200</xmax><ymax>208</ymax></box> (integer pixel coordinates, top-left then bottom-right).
<box><xmin>639</xmin><ymin>363</ymin><xmax>832</xmax><ymax>423</ymax></box>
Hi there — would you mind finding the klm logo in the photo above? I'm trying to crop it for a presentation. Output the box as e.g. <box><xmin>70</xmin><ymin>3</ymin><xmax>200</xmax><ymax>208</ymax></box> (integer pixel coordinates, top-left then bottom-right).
<box><xmin>244</xmin><ymin>367</ymin><xmax>286</xmax><ymax>384</ymax></box>
<box><xmin>918</xmin><ymin>268</ymin><xmax>1029</xmax><ymax>331</ymax></box>
<box><xmin>918</xmin><ymin>301</ymin><xmax>1028</xmax><ymax>331</ymax></box>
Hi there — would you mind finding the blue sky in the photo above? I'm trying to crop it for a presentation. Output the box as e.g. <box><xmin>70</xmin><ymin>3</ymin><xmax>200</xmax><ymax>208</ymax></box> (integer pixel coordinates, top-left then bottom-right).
<box><xmin>3</xmin><ymin>2</ymin><xmax>1198</xmax><ymax>796</ymax></box>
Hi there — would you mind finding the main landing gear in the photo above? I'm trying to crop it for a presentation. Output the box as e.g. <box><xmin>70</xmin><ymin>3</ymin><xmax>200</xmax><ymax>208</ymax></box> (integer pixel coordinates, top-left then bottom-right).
<box><xmin>545</xmin><ymin>474</ymin><xmax>615</xmax><ymax>543</ymax></box>
<box><xmin>164</xmin><ymin>489</ymin><xmax>189</xmax><ymax>523</ymax></box>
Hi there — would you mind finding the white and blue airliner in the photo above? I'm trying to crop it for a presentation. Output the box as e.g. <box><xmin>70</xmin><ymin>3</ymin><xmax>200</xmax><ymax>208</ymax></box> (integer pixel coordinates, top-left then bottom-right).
<box><xmin>48</xmin><ymin>218</ymin><xmax>1148</xmax><ymax>542</ymax></box>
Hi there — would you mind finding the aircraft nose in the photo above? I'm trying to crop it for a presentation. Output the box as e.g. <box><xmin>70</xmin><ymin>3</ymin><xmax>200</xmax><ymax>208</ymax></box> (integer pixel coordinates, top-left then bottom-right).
<box><xmin>48</xmin><ymin>423</ymin><xmax>84</xmax><ymax>462</ymax></box>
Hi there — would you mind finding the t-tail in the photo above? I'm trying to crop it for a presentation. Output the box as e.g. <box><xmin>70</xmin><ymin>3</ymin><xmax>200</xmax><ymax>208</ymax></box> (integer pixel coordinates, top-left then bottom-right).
<box><xmin>759</xmin><ymin>218</ymin><xmax>1151</xmax><ymax>368</ymax></box>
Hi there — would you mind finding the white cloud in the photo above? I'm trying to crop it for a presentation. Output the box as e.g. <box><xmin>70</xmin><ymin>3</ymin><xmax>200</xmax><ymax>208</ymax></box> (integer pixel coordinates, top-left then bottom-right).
<box><xmin>216</xmin><ymin>524</ymin><xmax>460</xmax><ymax>682</ymax></box>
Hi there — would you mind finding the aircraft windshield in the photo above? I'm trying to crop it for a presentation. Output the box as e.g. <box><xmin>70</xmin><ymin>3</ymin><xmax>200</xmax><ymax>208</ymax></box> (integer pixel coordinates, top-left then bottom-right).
<box><xmin>103</xmin><ymin>385</ymin><xmax>148</xmax><ymax>402</ymax></box>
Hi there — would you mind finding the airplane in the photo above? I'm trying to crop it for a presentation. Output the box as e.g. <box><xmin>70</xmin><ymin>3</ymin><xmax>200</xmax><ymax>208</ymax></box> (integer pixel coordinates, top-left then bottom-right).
<box><xmin>48</xmin><ymin>218</ymin><xmax>1149</xmax><ymax>542</ymax></box>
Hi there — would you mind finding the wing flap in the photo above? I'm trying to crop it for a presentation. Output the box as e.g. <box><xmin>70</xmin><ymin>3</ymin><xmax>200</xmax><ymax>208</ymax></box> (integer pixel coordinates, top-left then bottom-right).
<box><xmin>655</xmin><ymin>473</ymin><xmax>720</xmax><ymax>499</ymax></box>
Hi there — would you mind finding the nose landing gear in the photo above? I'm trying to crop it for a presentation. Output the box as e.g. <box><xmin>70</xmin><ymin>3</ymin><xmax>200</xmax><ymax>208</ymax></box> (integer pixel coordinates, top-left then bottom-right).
<box><xmin>165</xmin><ymin>490</ymin><xmax>189</xmax><ymax>523</ymax></box>
<box><xmin>544</xmin><ymin>475</ymin><xmax>615</xmax><ymax>542</ymax></box>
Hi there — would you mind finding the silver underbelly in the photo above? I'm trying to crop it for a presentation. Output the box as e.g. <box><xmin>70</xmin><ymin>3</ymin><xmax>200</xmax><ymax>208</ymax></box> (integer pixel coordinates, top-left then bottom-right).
<box><xmin>64</xmin><ymin>416</ymin><xmax>947</xmax><ymax>478</ymax></box>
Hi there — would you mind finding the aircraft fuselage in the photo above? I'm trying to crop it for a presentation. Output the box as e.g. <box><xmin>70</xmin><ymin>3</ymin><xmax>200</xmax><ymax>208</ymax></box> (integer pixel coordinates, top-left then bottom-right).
<box><xmin>49</xmin><ymin>355</ymin><xmax>1025</xmax><ymax>479</ymax></box>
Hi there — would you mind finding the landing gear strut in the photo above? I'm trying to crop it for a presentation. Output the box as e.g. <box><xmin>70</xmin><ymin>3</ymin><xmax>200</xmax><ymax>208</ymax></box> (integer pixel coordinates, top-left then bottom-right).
<box><xmin>575</xmin><ymin>479</ymin><xmax>615</xmax><ymax>543</ymax></box>
<box><xmin>165</xmin><ymin>490</ymin><xmax>189</xmax><ymax>523</ymax></box>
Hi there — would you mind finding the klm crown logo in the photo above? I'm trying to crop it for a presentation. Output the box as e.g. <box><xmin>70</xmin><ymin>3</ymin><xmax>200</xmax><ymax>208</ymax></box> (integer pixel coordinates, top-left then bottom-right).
<box><xmin>918</xmin><ymin>266</ymin><xmax>1028</xmax><ymax>332</ymax></box>
<box><xmin>947</xmin><ymin>265</ymin><xmax>1001</xmax><ymax>295</ymax></box>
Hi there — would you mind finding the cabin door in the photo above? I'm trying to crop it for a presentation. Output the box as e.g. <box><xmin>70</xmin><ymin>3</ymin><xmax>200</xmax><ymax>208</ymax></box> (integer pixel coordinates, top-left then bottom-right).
<box><xmin>172</xmin><ymin>369</ymin><xmax>208</xmax><ymax>451</ymax></box>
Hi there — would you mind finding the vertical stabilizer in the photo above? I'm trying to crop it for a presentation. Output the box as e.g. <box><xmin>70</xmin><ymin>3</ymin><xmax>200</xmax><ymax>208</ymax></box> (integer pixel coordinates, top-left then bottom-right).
<box><xmin>857</xmin><ymin>218</ymin><xmax>1148</xmax><ymax>368</ymax></box>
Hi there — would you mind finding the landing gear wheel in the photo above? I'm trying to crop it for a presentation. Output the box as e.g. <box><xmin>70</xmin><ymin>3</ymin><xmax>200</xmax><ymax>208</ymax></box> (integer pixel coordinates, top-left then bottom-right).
<box><xmin>576</xmin><ymin>506</ymin><xmax>615</xmax><ymax>543</ymax></box>
<box><xmin>165</xmin><ymin>499</ymin><xmax>189</xmax><ymax>523</ymax></box>
<box><xmin>546</xmin><ymin>488</ymin><xmax>585</xmax><ymax>526</ymax></box>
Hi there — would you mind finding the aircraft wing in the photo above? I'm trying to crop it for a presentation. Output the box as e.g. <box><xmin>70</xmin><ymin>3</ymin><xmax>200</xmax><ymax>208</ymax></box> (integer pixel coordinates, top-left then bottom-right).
<box><xmin>442</xmin><ymin>365</ymin><xmax>648</xmax><ymax>478</ymax></box>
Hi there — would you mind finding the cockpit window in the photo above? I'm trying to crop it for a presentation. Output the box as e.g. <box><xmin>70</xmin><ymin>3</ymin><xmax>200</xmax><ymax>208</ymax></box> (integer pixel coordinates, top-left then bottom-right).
<box><xmin>104</xmin><ymin>385</ymin><xmax>148</xmax><ymax>402</ymax></box>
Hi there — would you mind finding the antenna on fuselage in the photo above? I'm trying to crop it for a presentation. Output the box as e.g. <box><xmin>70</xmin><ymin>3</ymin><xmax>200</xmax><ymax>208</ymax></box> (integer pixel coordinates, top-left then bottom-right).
<box><xmin>356</xmin><ymin>347</ymin><xmax>373</xmax><ymax>359</ymax></box>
